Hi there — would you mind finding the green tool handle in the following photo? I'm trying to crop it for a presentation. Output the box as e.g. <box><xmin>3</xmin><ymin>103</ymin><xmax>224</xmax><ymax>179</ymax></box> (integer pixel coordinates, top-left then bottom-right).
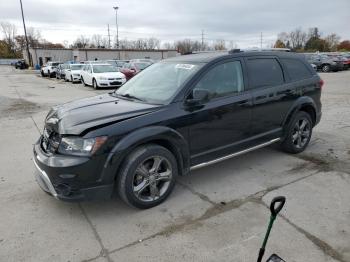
<box><xmin>257</xmin><ymin>215</ymin><xmax>276</xmax><ymax>262</ymax></box>
<box><xmin>257</xmin><ymin>196</ymin><xmax>286</xmax><ymax>262</ymax></box>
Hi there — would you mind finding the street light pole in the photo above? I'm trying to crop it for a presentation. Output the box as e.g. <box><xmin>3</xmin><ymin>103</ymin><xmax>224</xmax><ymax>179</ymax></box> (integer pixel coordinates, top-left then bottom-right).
<box><xmin>113</xmin><ymin>6</ymin><xmax>119</xmax><ymax>49</ymax></box>
<box><xmin>19</xmin><ymin>0</ymin><xmax>32</xmax><ymax>67</ymax></box>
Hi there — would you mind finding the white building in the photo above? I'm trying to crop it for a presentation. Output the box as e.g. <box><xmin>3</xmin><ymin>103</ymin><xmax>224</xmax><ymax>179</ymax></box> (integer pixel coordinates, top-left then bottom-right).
<box><xmin>24</xmin><ymin>48</ymin><xmax>179</xmax><ymax>66</ymax></box>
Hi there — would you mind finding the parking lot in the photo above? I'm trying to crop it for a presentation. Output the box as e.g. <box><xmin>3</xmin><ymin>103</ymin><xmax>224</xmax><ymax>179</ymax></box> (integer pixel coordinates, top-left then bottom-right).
<box><xmin>0</xmin><ymin>65</ymin><xmax>349</xmax><ymax>262</ymax></box>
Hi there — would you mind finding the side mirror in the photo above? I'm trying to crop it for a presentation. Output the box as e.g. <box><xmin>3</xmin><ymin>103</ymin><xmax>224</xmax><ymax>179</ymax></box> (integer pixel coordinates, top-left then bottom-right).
<box><xmin>185</xmin><ymin>88</ymin><xmax>210</xmax><ymax>107</ymax></box>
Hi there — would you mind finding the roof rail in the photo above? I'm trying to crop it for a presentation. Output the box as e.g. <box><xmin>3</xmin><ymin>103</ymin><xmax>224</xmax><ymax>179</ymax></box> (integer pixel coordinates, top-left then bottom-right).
<box><xmin>243</xmin><ymin>48</ymin><xmax>291</xmax><ymax>52</ymax></box>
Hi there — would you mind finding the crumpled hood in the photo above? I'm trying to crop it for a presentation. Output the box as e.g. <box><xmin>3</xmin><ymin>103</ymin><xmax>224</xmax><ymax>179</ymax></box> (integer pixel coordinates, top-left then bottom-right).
<box><xmin>45</xmin><ymin>93</ymin><xmax>161</xmax><ymax>135</ymax></box>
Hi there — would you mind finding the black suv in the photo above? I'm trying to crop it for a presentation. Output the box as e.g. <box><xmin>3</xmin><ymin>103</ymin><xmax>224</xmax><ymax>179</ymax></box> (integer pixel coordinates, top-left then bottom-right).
<box><xmin>33</xmin><ymin>51</ymin><xmax>322</xmax><ymax>208</ymax></box>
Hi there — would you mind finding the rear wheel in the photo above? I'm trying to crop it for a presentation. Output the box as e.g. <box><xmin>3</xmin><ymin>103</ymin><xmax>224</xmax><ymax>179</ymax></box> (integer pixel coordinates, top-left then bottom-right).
<box><xmin>41</xmin><ymin>70</ymin><xmax>45</xmax><ymax>77</ymax></box>
<box><xmin>117</xmin><ymin>144</ymin><xmax>177</xmax><ymax>209</ymax></box>
<box><xmin>281</xmin><ymin>111</ymin><xmax>313</xmax><ymax>154</ymax></box>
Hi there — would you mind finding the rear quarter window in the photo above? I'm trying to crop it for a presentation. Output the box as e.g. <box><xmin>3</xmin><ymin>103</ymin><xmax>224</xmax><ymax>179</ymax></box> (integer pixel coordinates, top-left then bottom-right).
<box><xmin>246</xmin><ymin>58</ymin><xmax>284</xmax><ymax>89</ymax></box>
<box><xmin>281</xmin><ymin>58</ymin><xmax>313</xmax><ymax>81</ymax></box>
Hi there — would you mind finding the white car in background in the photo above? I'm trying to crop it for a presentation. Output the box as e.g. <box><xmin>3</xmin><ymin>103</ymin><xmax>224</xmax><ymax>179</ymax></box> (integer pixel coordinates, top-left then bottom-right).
<box><xmin>80</xmin><ymin>64</ymin><xmax>126</xmax><ymax>89</ymax></box>
<box><xmin>41</xmin><ymin>62</ymin><xmax>61</xmax><ymax>77</ymax></box>
<box><xmin>64</xmin><ymin>64</ymin><xmax>84</xmax><ymax>83</ymax></box>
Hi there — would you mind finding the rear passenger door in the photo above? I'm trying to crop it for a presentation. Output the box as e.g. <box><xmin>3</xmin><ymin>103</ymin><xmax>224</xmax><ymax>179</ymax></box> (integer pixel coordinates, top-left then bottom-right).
<box><xmin>245</xmin><ymin>56</ymin><xmax>295</xmax><ymax>138</ymax></box>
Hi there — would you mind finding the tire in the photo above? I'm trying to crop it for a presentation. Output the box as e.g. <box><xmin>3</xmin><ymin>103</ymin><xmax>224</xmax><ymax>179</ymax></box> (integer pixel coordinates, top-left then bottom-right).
<box><xmin>117</xmin><ymin>144</ymin><xmax>177</xmax><ymax>209</ymax></box>
<box><xmin>281</xmin><ymin>111</ymin><xmax>313</xmax><ymax>154</ymax></box>
<box><xmin>81</xmin><ymin>77</ymin><xmax>87</xmax><ymax>86</ymax></box>
<box><xmin>41</xmin><ymin>70</ymin><xmax>45</xmax><ymax>77</ymax></box>
<box><xmin>93</xmin><ymin>78</ymin><xmax>99</xmax><ymax>89</ymax></box>
<box><xmin>322</xmin><ymin>64</ymin><xmax>331</xmax><ymax>73</ymax></box>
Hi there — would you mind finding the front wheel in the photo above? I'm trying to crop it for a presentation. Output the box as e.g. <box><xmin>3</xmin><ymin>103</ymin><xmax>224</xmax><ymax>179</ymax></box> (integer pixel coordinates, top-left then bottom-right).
<box><xmin>322</xmin><ymin>64</ymin><xmax>331</xmax><ymax>73</ymax></box>
<box><xmin>281</xmin><ymin>111</ymin><xmax>313</xmax><ymax>154</ymax></box>
<box><xmin>81</xmin><ymin>77</ymin><xmax>87</xmax><ymax>86</ymax></box>
<box><xmin>93</xmin><ymin>78</ymin><xmax>99</xmax><ymax>89</ymax></box>
<box><xmin>117</xmin><ymin>144</ymin><xmax>177</xmax><ymax>209</ymax></box>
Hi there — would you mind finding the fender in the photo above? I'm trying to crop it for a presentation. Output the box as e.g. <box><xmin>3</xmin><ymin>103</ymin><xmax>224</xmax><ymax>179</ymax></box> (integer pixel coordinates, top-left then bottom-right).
<box><xmin>282</xmin><ymin>96</ymin><xmax>317</xmax><ymax>131</ymax></box>
<box><xmin>100</xmin><ymin>126</ymin><xmax>190</xmax><ymax>183</ymax></box>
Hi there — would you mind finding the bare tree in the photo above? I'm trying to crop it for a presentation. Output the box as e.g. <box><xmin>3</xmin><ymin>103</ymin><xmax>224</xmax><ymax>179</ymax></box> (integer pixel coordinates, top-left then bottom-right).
<box><xmin>289</xmin><ymin>27</ymin><xmax>307</xmax><ymax>50</ymax></box>
<box><xmin>26</xmin><ymin>27</ymin><xmax>42</xmax><ymax>47</ymax></box>
<box><xmin>146</xmin><ymin>37</ymin><xmax>160</xmax><ymax>49</ymax></box>
<box><xmin>162</xmin><ymin>42</ymin><xmax>175</xmax><ymax>49</ymax></box>
<box><xmin>325</xmin><ymin>33</ymin><xmax>341</xmax><ymax>51</ymax></box>
<box><xmin>214</xmin><ymin>39</ymin><xmax>226</xmax><ymax>50</ymax></box>
<box><xmin>175</xmin><ymin>39</ymin><xmax>202</xmax><ymax>54</ymax></box>
<box><xmin>73</xmin><ymin>35</ymin><xmax>90</xmax><ymax>48</ymax></box>
<box><xmin>91</xmin><ymin>34</ymin><xmax>104</xmax><ymax>48</ymax></box>
<box><xmin>0</xmin><ymin>22</ymin><xmax>17</xmax><ymax>54</ymax></box>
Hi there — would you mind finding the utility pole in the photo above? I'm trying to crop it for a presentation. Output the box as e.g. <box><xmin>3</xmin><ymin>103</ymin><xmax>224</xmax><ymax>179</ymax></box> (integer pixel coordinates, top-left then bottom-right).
<box><xmin>107</xmin><ymin>24</ymin><xmax>111</xmax><ymax>49</ymax></box>
<box><xmin>260</xmin><ymin>32</ymin><xmax>263</xmax><ymax>49</ymax></box>
<box><xmin>19</xmin><ymin>0</ymin><xmax>32</xmax><ymax>67</ymax></box>
<box><xmin>201</xmin><ymin>29</ymin><xmax>204</xmax><ymax>51</ymax></box>
<box><xmin>113</xmin><ymin>6</ymin><xmax>119</xmax><ymax>49</ymax></box>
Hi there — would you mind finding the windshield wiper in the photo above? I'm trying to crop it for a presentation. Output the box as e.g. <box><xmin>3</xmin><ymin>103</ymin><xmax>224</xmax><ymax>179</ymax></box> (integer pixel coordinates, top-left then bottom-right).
<box><xmin>118</xmin><ymin>93</ymin><xmax>144</xmax><ymax>102</ymax></box>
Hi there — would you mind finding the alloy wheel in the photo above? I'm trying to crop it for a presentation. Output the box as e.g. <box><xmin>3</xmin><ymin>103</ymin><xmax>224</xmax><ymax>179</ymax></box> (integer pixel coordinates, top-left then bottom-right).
<box><xmin>292</xmin><ymin>118</ymin><xmax>311</xmax><ymax>149</ymax></box>
<box><xmin>322</xmin><ymin>65</ymin><xmax>330</xmax><ymax>72</ymax></box>
<box><xmin>132</xmin><ymin>156</ymin><xmax>172</xmax><ymax>202</ymax></box>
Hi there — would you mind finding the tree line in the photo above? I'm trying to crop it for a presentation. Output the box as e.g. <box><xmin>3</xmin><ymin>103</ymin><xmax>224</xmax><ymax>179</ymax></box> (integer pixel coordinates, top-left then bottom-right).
<box><xmin>0</xmin><ymin>22</ymin><xmax>65</xmax><ymax>59</ymax></box>
<box><xmin>2</xmin><ymin>21</ymin><xmax>350</xmax><ymax>59</ymax></box>
<box><xmin>274</xmin><ymin>27</ymin><xmax>350</xmax><ymax>52</ymax></box>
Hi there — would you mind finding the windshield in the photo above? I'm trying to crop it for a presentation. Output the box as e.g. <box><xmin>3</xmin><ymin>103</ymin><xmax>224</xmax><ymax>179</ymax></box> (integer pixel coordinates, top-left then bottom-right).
<box><xmin>134</xmin><ymin>62</ymin><xmax>151</xmax><ymax>70</ymax></box>
<box><xmin>115</xmin><ymin>62</ymin><xmax>202</xmax><ymax>104</ymax></box>
<box><xmin>93</xmin><ymin>65</ymin><xmax>117</xmax><ymax>73</ymax></box>
<box><xmin>71</xmin><ymin>65</ymin><xmax>83</xmax><ymax>70</ymax></box>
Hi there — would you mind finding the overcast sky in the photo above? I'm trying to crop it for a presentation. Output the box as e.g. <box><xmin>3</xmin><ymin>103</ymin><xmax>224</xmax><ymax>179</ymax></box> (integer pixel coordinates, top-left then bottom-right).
<box><xmin>1</xmin><ymin>0</ymin><xmax>349</xmax><ymax>48</ymax></box>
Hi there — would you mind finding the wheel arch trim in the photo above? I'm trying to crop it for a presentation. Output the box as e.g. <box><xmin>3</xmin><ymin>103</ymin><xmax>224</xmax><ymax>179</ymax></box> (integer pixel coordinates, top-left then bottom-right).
<box><xmin>282</xmin><ymin>96</ymin><xmax>317</xmax><ymax>130</ymax></box>
<box><xmin>102</xmin><ymin>126</ymin><xmax>190</xmax><ymax>182</ymax></box>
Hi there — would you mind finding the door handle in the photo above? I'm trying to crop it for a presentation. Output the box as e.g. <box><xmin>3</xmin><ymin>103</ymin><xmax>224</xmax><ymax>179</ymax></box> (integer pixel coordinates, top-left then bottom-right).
<box><xmin>237</xmin><ymin>100</ymin><xmax>251</xmax><ymax>107</ymax></box>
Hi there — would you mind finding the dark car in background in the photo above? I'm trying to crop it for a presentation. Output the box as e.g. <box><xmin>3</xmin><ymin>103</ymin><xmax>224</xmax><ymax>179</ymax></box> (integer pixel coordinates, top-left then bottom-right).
<box><xmin>305</xmin><ymin>53</ymin><xmax>344</xmax><ymax>72</ymax></box>
<box><xmin>120</xmin><ymin>61</ymin><xmax>152</xmax><ymax>80</ymax></box>
<box><xmin>14</xmin><ymin>60</ymin><xmax>29</xmax><ymax>69</ymax></box>
<box><xmin>105</xmin><ymin>59</ymin><xmax>129</xmax><ymax>70</ymax></box>
<box><xmin>33</xmin><ymin>50</ymin><xmax>322</xmax><ymax>209</ymax></box>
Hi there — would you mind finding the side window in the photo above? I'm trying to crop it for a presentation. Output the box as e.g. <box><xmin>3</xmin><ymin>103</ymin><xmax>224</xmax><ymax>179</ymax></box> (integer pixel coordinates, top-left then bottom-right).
<box><xmin>281</xmin><ymin>58</ymin><xmax>312</xmax><ymax>81</ymax></box>
<box><xmin>193</xmin><ymin>61</ymin><xmax>244</xmax><ymax>99</ymax></box>
<box><xmin>246</xmin><ymin>58</ymin><xmax>284</xmax><ymax>89</ymax></box>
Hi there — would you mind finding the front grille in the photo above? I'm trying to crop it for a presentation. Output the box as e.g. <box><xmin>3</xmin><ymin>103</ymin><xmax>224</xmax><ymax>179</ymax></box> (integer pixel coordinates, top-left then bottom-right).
<box><xmin>41</xmin><ymin>127</ymin><xmax>60</xmax><ymax>153</ymax></box>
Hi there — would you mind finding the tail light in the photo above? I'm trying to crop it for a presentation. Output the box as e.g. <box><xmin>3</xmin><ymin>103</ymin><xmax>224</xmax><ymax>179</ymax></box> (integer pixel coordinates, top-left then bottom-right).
<box><xmin>319</xmin><ymin>79</ymin><xmax>324</xmax><ymax>90</ymax></box>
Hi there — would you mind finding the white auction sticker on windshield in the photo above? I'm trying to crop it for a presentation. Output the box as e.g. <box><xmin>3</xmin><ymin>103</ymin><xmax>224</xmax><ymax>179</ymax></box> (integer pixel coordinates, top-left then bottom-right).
<box><xmin>175</xmin><ymin>64</ymin><xmax>195</xmax><ymax>70</ymax></box>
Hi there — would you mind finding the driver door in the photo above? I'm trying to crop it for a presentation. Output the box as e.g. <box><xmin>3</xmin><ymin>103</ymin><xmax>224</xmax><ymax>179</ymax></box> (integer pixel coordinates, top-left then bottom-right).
<box><xmin>185</xmin><ymin>59</ymin><xmax>253</xmax><ymax>165</ymax></box>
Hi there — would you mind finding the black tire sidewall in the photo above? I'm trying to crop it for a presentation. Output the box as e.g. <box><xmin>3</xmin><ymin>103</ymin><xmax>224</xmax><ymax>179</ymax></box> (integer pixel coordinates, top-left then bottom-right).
<box><xmin>117</xmin><ymin>144</ymin><xmax>177</xmax><ymax>209</ymax></box>
<box><xmin>282</xmin><ymin>111</ymin><xmax>313</xmax><ymax>154</ymax></box>
<box><xmin>93</xmin><ymin>79</ymin><xmax>98</xmax><ymax>89</ymax></box>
